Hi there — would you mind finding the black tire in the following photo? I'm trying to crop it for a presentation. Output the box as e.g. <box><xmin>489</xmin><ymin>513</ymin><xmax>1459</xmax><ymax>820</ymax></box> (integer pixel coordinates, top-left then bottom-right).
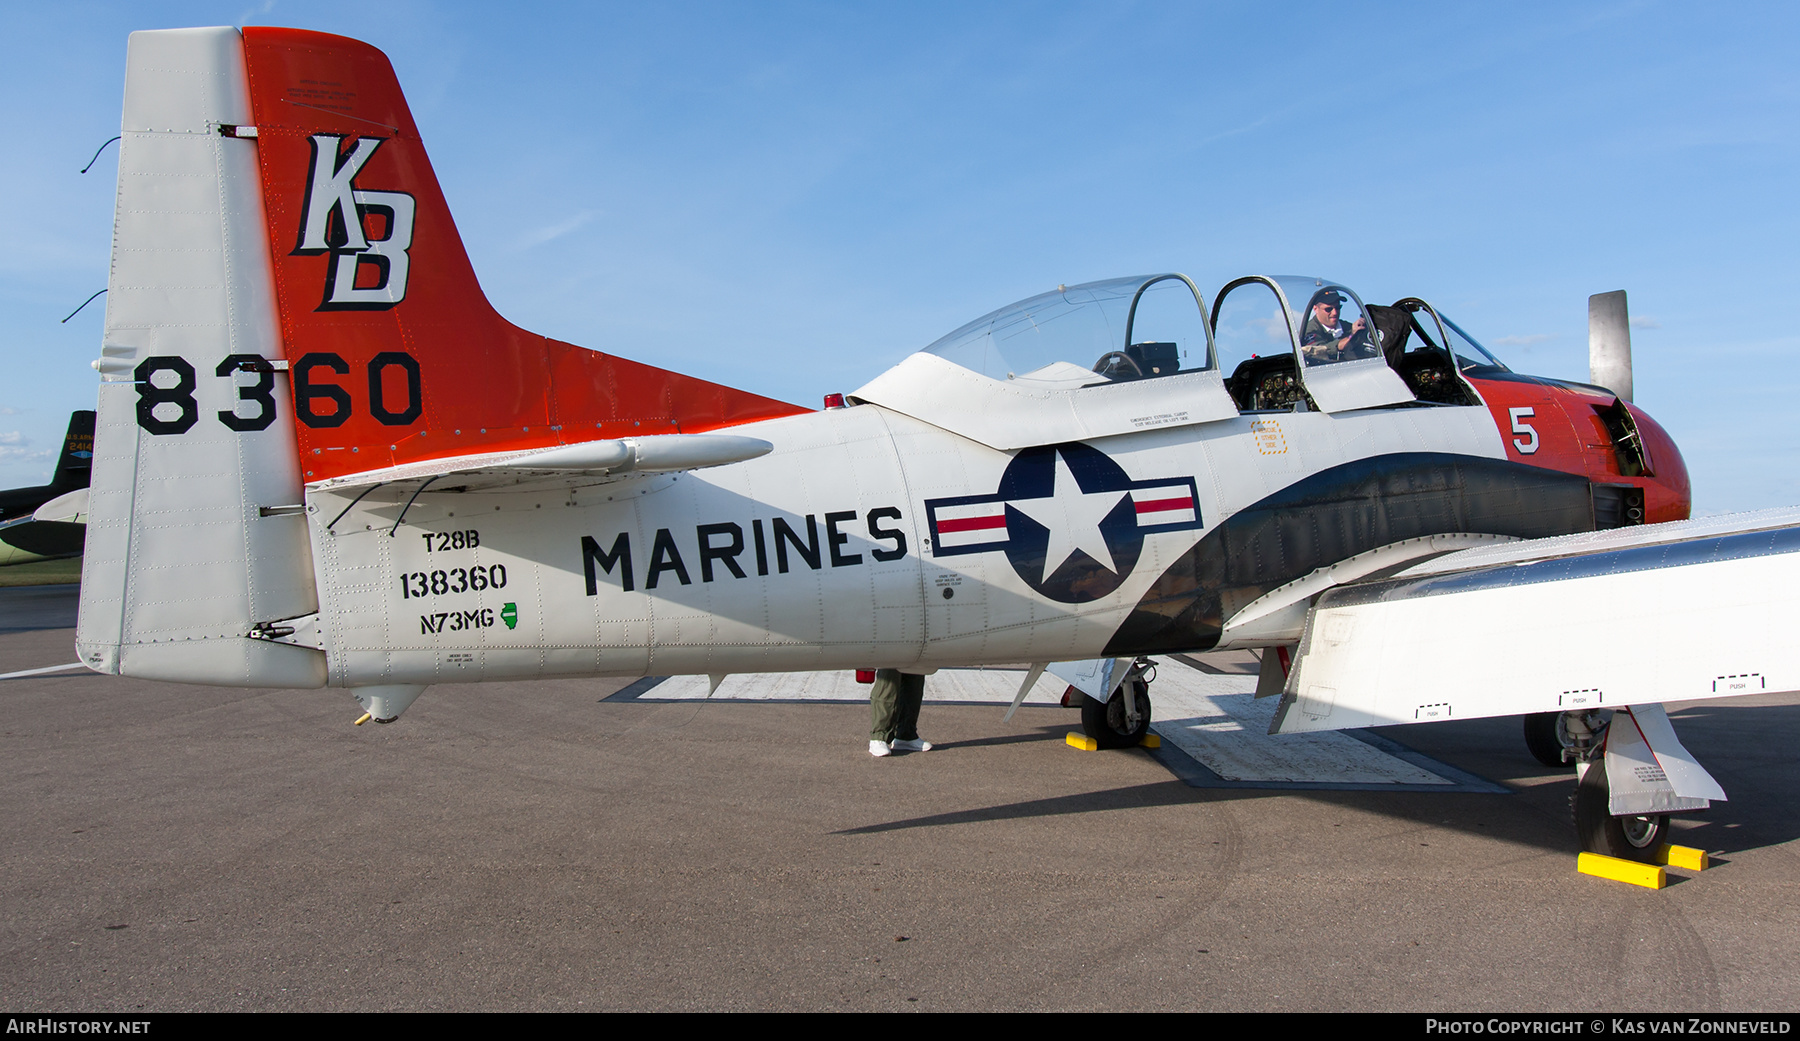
<box><xmin>1574</xmin><ymin>759</ymin><xmax>1669</xmax><ymax>863</ymax></box>
<box><xmin>1523</xmin><ymin>712</ymin><xmax>1573</xmax><ymax>769</ymax></box>
<box><xmin>1081</xmin><ymin>680</ymin><xmax>1150</xmax><ymax>749</ymax></box>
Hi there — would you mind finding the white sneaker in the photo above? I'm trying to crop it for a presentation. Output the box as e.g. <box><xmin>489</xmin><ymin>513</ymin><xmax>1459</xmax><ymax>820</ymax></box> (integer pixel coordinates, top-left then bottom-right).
<box><xmin>891</xmin><ymin>738</ymin><xmax>932</xmax><ymax>752</ymax></box>
<box><xmin>869</xmin><ymin>740</ymin><xmax>892</xmax><ymax>757</ymax></box>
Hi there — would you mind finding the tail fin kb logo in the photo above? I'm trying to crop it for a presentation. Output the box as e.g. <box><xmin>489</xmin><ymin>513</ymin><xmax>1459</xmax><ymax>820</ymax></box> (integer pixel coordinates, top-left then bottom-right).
<box><xmin>292</xmin><ymin>134</ymin><xmax>415</xmax><ymax>311</ymax></box>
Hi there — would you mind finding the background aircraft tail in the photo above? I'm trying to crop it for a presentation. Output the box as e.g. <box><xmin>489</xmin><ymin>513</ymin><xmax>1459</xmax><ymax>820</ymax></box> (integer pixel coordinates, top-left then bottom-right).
<box><xmin>0</xmin><ymin>411</ymin><xmax>95</xmax><ymax>565</ymax></box>
<box><xmin>78</xmin><ymin>26</ymin><xmax>802</xmax><ymax>686</ymax></box>
<box><xmin>0</xmin><ymin>411</ymin><xmax>92</xmax><ymax>523</ymax></box>
<box><xmin>47</xmin><ymin>411</ymin><xmax>95</xmax><ymax>494</ymax></box>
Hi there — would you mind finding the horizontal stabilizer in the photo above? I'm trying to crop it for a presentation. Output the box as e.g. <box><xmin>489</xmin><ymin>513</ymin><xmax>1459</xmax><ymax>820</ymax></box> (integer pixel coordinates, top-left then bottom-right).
<box><xmin>33</xmin><ymin>488</ymin><xmax>89</xmax><ymax>525</ymax></box>
<box><xmin>309</xmin><ymin>433</ymin><xmax>774</xmax><ymax>495</ymax></box>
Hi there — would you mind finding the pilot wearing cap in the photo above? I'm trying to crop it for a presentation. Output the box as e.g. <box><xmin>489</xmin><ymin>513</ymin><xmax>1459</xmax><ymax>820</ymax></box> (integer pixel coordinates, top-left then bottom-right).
<box><xmin>1302</xmin><ymin>291</ymin><xmax>1371</xmax><ymax>363</ymax></box>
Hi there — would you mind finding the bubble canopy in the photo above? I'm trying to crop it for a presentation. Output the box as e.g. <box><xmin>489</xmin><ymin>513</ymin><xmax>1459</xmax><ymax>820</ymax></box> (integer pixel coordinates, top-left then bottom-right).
<box><xmin>920</xmin><ymin>275</ymin><xmax>1216</xmax><ymax>385</ymax></box>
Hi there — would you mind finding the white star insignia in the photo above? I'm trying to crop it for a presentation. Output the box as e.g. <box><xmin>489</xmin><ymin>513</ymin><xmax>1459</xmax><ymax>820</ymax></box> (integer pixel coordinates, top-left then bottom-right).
<box><xmin>1007</xmin><ymin>449</ymin><xmax>1127</xmax><ymax>583</ymax></box>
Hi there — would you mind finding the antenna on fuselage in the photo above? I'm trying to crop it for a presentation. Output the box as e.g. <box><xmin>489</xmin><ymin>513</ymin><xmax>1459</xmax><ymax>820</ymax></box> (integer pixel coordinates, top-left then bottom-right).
<box><xmin>1589</xmin><ymin>290</ymin><xmax>1633</xmax><ymax>401</ymax></box>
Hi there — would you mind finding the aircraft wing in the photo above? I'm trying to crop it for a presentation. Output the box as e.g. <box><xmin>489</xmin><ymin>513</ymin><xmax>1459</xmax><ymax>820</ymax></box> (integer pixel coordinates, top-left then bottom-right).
<box><xmin>1270</xmin><ymin>507</ymin><xmax>1800</xmax><ymax>735</ymax></box>
<box><xmin>305</xmin><ymin>433</ymin><xmax>774</xmax><ymax>498</ymax></box>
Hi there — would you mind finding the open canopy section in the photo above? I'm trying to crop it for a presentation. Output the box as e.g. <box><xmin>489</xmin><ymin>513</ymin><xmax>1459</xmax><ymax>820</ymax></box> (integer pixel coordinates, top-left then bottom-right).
<box><xmin>1212</xmin><ymin>275</ymin><xmax>1418</xmax><ymax>414</ymax></box>
<box><xmin>1379</xmin><ymin>298</ymin><xmax>1510</xmax><ymax>406</ymax></box>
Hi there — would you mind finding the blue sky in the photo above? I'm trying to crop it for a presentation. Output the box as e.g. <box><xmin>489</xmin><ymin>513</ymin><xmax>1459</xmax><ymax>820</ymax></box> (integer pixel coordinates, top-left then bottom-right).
<box><xmin>3</xmin><ymin>1</ymin><xmax>1796</xmax><ymax>511</ymax></box>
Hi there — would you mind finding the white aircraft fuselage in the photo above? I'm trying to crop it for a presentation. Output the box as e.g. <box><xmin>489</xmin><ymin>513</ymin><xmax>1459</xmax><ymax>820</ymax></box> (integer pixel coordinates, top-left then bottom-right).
<box><xmin>78</xmin><ymin>25</ymin><xmax>1800</xmax><ymax>867</ymax></box>
<box><xmin>305</xmin><ymin>399</ymin><xmax>1509</xmax><ymax>687</ymax></box>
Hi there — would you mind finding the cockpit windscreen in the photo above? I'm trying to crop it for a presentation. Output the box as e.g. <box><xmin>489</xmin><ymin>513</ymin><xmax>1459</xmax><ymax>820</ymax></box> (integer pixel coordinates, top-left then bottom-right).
<box><xmin>1406</xmin><ymin>308</ymin><xmax>1511</xmax><ymax>375</ymax></box>
<box><xmin>1437</xmin><ymin>314</ymin><xmax>1510</xmax><ymax>375</ymax></box>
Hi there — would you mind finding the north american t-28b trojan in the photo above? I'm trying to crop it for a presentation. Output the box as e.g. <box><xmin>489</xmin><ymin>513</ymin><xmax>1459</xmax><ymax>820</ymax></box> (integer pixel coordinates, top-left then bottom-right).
<box><xmin>79</xmin><ymin>26</ymin><xmax>1800</xmax><ymax>862</ymax></box>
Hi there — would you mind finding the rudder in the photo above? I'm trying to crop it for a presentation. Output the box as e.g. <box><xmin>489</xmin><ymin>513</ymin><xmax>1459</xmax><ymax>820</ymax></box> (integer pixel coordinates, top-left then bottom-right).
<box><xmin>79</xmin><ymin>27</ymin><xmax>322</xmax><ymax>686</ymax></box>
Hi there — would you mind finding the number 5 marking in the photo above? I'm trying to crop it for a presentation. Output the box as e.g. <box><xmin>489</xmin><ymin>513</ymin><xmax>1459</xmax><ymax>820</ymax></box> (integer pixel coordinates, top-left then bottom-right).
<box><xmin>1509</xmin><ymin>406</ymin><xmax>1539</xmax><ymax>454</ymax></box>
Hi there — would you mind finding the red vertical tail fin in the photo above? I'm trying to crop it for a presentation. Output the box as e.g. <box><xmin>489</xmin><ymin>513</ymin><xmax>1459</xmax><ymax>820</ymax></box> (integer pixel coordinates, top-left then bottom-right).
<box><xmin>240</xmin><ymin>27</ymin><xmax>806</xmax><ymax>483</ymax></box>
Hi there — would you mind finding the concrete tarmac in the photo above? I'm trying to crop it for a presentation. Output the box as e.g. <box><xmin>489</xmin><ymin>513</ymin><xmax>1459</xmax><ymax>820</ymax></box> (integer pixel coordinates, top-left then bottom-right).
<box><xmin>3</xmin><ymin>587</ymin><xmax>1798</xmax><ymax>1012</ymax></box>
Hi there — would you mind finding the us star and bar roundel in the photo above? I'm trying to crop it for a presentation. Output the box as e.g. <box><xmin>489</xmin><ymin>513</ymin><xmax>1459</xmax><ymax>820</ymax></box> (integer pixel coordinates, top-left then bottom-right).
<box><xmin>925</xmin><ymin>442</ymin><xmax>1202</xmax><ymax>603</ymax></box>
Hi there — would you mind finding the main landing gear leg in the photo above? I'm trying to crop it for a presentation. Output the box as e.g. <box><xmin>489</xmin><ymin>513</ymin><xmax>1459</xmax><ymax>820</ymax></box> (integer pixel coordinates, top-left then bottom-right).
<box><xmin>1564</xmin><ymin>709</ymin><xmax>1669</xmax><ymax>864</ymax></box>
<box><xmin>1079</xmin><ymin>657</ymin><xmax>1154</xmax><ymax>749</ymax></box>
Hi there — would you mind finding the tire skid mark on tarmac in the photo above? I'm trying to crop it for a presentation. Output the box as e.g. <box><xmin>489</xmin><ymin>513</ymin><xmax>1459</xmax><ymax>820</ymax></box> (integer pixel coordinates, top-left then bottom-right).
<box><xmin>1030</xmin><ymin>791</ymin><xmax>1246</xmax><ymax>1007</ymax></box>
<box><xmin>1593</xmin><ymin>881</ymin><xmax>1724</xmax><ymax>1011</ymax></box>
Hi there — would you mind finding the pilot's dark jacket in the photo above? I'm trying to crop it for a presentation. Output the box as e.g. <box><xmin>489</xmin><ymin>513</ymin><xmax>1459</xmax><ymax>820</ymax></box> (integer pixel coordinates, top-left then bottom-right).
<box><xmin>1303</xmin><ymin>315</ymin><xmax>1349</xmax><ymax>359</ymax></box>
<box><xmin>1303</xmin><ymin>314</ymin><xmax>1372</xmax><ymax>361</ymax></box>
<box><xmin>1303</xmin><ymin>314</ymin><xmax>1346</xmax><ymax>347</ymax></box>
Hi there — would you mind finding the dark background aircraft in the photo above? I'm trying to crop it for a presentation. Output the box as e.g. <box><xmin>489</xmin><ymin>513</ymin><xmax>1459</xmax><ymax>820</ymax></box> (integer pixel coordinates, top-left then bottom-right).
<box><xmin>0</xmin><ymin>410</ymin><xmax>93</xmax><ymax>565</ymax></box>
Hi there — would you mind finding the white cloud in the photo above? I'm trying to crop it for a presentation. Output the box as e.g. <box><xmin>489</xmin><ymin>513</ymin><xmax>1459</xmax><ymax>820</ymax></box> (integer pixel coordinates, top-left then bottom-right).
<box><xmin>510</xmin><ymin>209</ymin><xmax>600</xmax><ymax>252</ymax></box>
<box><xmin>1491</xmin><ymin>333</ymin><xmax>1554</xmax><ymax>346</ymax></box>
<box><xmin>0</xmin><ymin>431</ymin><xmax>27</xmax><ymax>446</ymax></box>
<box><xmin>1631</xmin><ymin>316</ymin><xmax>1661</xmax><ymax>329</ymax></box>
<box><xmin>1249</xmin><ymin>316</ymin><xmax>1289</xmax><ymax>342</ymax></box>
<box><xmin>1194</xmin><ymin>115</ymin><xmax>1273</xmax><ymax>148</ymax></box>
<box><xmin>237</xmin><ymin>0</ymin><xmax>278</xmax><ymax>26</ymax></box>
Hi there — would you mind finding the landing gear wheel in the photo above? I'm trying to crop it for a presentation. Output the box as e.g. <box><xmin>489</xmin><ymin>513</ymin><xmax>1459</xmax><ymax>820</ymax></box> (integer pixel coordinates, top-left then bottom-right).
<box><xmin>1574</xmin><ymin>760</ymin><xmax>1669</xmax><ymax>864</ymax></box>
<box><xmin>1081</xmin><ymin>679</ymin><xmax>1151</xmax><ymax>749</ymax></box>
<box><xmin>1523</xmin><ymin>712</ymin><xmax>1574</xmax><ymax>769</ymax></box>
